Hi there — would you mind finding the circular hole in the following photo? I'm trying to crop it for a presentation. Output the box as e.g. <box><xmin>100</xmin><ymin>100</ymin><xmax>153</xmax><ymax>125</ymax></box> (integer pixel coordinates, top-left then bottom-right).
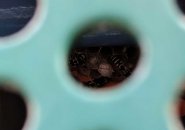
<box><xmin>176</xmin><ymin>0</ymin><xmax>185</xmax><ymax>14</ymax></box>
<box><xmin>68</xmin><ymin>21</ymin><xmax>141</xmax><ymax>89</ymax></box>
<box><xmin>0</xmin><ymin>0</ymin><xmax>37</xmax><ymax>37</ymax></box>
<box><xmin>0</xmin><ymin>82</ymin><xmax>27</xmax><ymax>130</ymax></box>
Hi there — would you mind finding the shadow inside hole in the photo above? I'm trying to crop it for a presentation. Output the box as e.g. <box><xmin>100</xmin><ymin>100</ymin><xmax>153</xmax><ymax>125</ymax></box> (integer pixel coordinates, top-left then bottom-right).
<box><xmin>176</xmin><ymin>82</ymin><xmax>185</xmax><ymax>129</ymax></box>
<box><xmin>0</xmin><ymin>0</ymin><xmax>36</xmax><ymax>37</ymax></box>
<box><xmin>68</xmin><ymin>21</ymin><xmax>141</xmax><ymax>89</ymax></box>
<box><xmin>177</xmin><ymin>0</ymin><xmax>185</xmax><ymax>14</ymax></box>
<box><xmin>0</xmin><ymin>83</ymin><xmax>27</xmax><ymax>130</ymax></box>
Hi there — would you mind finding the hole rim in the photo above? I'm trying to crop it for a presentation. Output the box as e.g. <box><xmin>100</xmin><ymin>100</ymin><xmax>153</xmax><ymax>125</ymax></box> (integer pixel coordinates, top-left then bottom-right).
<box><xmin>56</xmin><ymin>18</ymin><xmax>151</xmax><ymax>102</ymax></box>
<box><xmin>0</xmin><ymin>79</ymin><xmax>39</xmax><ymax>130</ymax></box>
<box><xmin>0</xmin><ymin>0</ymin><xmax>47</xmax><ymax>48</ymax></box>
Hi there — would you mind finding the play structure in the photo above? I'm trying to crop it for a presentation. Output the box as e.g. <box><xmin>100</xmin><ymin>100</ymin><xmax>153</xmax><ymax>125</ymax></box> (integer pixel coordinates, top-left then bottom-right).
<box><xmin>1</xmin><ymin>0</ymin><xmax>185</xmax><ymax>130</ymax></box>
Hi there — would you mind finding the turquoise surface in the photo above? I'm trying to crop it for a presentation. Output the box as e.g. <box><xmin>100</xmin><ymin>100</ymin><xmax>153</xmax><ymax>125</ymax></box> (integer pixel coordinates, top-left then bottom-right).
<box><xmin>0</xmin><ymin>0</ymin><xmax>185</xmax><ymax>130</ymax></box>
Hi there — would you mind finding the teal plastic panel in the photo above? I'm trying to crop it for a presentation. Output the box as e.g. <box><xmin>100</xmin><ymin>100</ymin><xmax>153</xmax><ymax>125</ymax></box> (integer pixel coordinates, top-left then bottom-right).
<box><xmin>1</xmin><ymin>0</ymin><xmax>185</xmax><ymax>130</ymax></box>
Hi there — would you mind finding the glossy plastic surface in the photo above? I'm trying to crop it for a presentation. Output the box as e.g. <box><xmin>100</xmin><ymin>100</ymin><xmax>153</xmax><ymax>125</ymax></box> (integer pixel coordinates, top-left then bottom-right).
<box><xmin>0</xmin><ymin>0</ymin><xmax>185</xmax><ymax>130</ymax></box>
